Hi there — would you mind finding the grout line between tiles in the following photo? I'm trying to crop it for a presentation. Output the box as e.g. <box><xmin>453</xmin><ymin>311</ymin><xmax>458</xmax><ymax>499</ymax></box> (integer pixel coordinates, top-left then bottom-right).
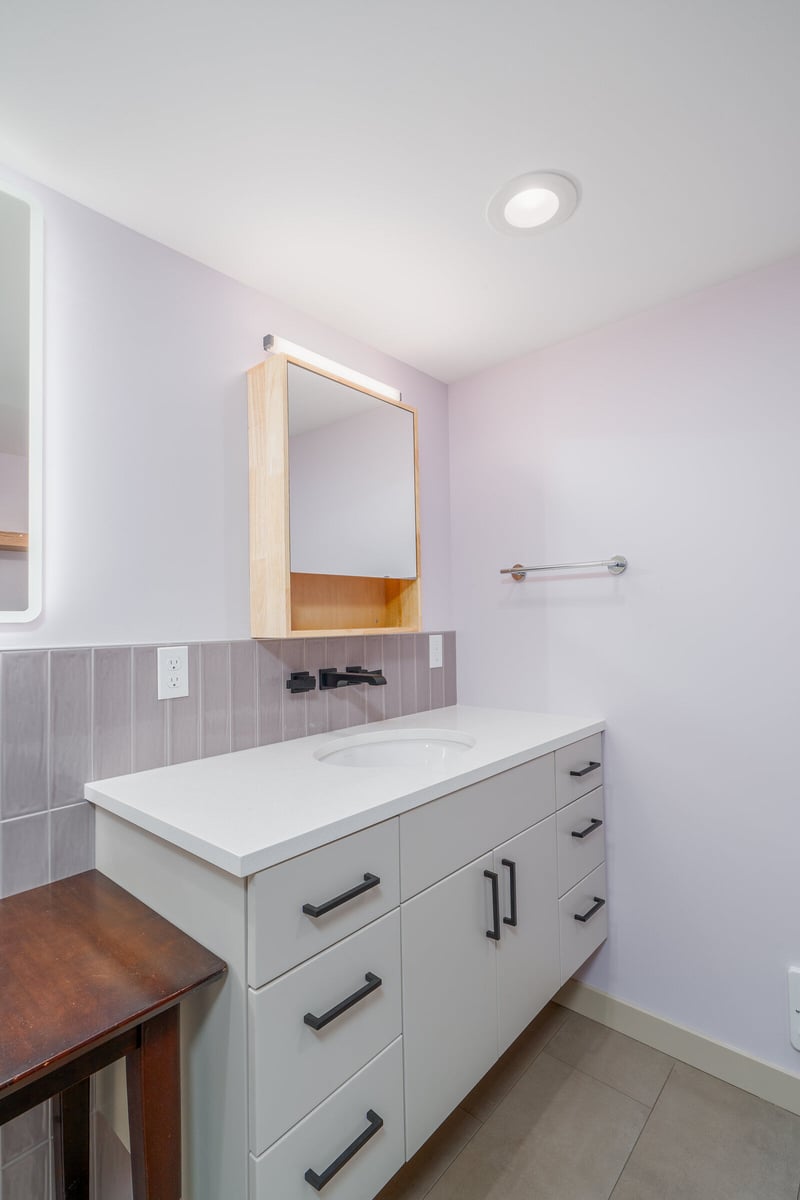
<box><xmin>607</xmin><ymin>1061</ymin><xmax>677</xmax><ymax>1200</ymax></box>
<box><xmin>544</xmin><ymin>1040</ymin><xmax>676</xmax><ymax>1109</ymax></box>
<box><xmin>415</xmin><ymin>1110</ymin><xmax>487</xmax><ymax>1200</ymax></box>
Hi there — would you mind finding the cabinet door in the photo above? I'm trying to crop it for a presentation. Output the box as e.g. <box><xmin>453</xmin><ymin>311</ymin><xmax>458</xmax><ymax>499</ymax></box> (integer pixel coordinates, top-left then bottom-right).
<box><xmin>494</xmin><ymin>817</ymin><xmax>560</xmax><ymax>1055</ymax></box>
<box><xmin>401</xmin><ymin>853</ymin><xmax>498</xmax><ymax>1158</ymax></box>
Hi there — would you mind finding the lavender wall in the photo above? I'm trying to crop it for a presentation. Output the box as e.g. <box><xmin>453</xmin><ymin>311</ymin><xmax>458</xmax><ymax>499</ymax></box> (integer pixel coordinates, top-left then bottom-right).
<box><xmin>449</xmin><ymin>253</ymin><xmax>800</xmax><ymax>1078</ymax></box>
<box><xmin>0</xmin><ymin>164</ymin><xmax>453</xmax><ymax>650</ymax></box>
<box><xmin>0</xmin><ymin>630</ymin><xmax>457</xmax><ymax>1190</ymax></box>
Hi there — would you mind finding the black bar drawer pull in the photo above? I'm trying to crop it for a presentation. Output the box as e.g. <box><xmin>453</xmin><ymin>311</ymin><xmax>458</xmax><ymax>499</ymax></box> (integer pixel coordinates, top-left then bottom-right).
<box><xmin>485</xmin><ymin>869</ymin><xmax>501</xmax><ymax>940</ymax></box>
<box><xmin>571</xmin><ymin>818</ymin><xmax>604</xmax><ymax>840</ymax></box>
<box><xmin>570</xmin><ymin>761</ymin><xmax>601</xmax><ymax>778</ymax></box>
<box><xmin>304</xmin><ymin>1109</ymin><xmax>384</xmax><ymax>1190</ymax></box>
<box><xmin>501</xmin><ymin>858</ymin><xmax>518</xmax><ymax>927</ymax></box>
<box><xmin>302</xmin><ymin>873</ymin><xmax>380</xmax><ymax>919</ymax></box>
<box><xmin>304</xmin><ymin>973</ymin><xmax>383</xmax><ymax>1031</ymax></box>
<box><xmin>574</xmin><ymin>896</ymin><xmax>606</xmax><ymax>923</ymax></box>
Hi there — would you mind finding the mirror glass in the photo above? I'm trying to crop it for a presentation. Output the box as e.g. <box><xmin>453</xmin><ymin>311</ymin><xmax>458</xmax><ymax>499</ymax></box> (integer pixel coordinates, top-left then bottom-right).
<box><xmin>287</xmin><ymin>363</ymin><xmax>417</xmax><ymax>579</ymax></box>
<box><xmin>0</xmin><ymin>184</ymin><xmax>42</xmax><ymax>621</ymax></box>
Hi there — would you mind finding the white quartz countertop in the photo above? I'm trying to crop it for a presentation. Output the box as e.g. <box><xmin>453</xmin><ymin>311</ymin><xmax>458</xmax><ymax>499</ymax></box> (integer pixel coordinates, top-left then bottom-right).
<box><xmin>86</xmin><ymin>705</ymin><xmax>604</xmax><ymax>877</ymax></box>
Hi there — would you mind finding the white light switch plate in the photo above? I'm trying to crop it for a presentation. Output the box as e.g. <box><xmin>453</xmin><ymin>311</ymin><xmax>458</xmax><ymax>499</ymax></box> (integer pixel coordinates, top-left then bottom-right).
<box><xmin>429</xmin><ymin>634</ymin><xmax>443</xmax><ymax>669</ymax></box>
<box><xmin>157</xmin><ymin>645</ymin><xmax>189</xmax><ymax>699</ymax></box>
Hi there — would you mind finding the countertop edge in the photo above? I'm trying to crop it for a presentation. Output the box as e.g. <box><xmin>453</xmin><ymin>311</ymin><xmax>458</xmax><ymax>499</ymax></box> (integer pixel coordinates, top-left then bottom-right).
<box><xmin>87</xmin><ymin>717</ymin><xmax>605</xmax><ymax>878</ymax></box>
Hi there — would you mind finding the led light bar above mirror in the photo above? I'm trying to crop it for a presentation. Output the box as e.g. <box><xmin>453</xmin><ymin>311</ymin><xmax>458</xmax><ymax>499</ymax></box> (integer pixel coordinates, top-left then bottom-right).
<box><xmin>0</xmin><ymin>183</ymin><xmax>43</xmax><ymax>624</ymax></box>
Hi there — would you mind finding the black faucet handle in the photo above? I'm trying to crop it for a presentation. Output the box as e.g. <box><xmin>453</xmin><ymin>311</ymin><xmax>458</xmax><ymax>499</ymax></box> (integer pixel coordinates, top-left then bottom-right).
<box><xmin>345</xmin><ymin>664</ymin><xmax>363</xmax><ymax>672</ymax></box>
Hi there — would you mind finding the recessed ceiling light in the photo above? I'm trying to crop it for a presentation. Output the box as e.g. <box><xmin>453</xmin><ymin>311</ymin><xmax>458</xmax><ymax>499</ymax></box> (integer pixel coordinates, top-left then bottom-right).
<box><xmin>487</xmin><ymin>171</ymin><xmax>579</xmax><ymax>237</ymax></box>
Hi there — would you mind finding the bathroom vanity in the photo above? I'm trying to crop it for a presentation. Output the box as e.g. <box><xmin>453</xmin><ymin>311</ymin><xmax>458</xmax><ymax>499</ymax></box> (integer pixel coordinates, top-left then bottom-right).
<box><xmin>87</xmin><ymin>706</ymin><xmax>607</xmax><ymax>1200</ymax></box>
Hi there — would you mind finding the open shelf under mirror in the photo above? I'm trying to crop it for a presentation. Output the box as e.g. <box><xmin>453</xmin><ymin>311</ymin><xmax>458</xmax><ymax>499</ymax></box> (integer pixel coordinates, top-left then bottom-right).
<box><xmin>247</xmin><ymin>353</ymin><xmax>421</xmax><ymax>638</ymax></box>
<box><xmin>0</xmin><ymin>531</ymin><xmax>28</xmax><ymax>552</ymax></box>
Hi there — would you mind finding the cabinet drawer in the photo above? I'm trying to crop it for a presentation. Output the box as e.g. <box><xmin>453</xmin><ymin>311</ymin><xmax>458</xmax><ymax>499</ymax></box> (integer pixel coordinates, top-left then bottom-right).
<box><xmin>556</xmin><ymin>788</ymin><xmax>606</xmax><ymax>897</ymax></box>
<box><xmin>555</xmin><ymin>734</ymin><xmax>603</xmax><ymax>809</ymax></box>
<box><xmin>559</xmin><ymin>862</ymin><xmax>608</xmax><ymax>984</ymax></box>
<box><xmin>249</xmin><ymin>911</ymin><xmax>401</xmax><ymax>1154</ymax></box>
<box><xmin>400</xmin><ymin>756</ymin><xmax>555</xmax><ymax>899</ymax></box>
<box><xmin>250</xmin><ymin>1038</ymin><xmax>405</xmax><ymax>1200</ymax></box>
<box><xmin>248</xmin><ymin>819</ymin><xmax>399</xmax><ymax>986</ymax></box>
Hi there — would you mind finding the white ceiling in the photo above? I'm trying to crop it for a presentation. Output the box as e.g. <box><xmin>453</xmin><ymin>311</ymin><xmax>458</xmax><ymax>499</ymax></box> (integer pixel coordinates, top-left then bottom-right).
<box><xmin>1</xmin><ymin>0</ymin><xmax>799</xmax><ymax>383</ymax></box>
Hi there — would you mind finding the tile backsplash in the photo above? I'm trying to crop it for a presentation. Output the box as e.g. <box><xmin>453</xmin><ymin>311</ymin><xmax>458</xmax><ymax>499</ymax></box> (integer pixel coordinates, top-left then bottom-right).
<box><xmin>0</xmin><ymin>632</ymin><xmax>456</xmax><ymax>900</ymax></box>
<box><xmin>0</xmin><ymin>631</ymin><xmax>456</xmax><ymax>1188</ymax></box>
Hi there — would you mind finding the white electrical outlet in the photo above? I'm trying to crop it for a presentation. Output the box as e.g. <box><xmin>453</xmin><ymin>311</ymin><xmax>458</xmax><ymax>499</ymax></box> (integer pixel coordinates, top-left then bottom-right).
<box><xmin>157</xmin><ymin>645</ymin><xmax>189</xmax><ymax>699</ymax></box>
<box><xmin>788</xmin><ymin>968</ymin><xmax>800</xmax><ymax>1050</ymax></box>
<box><xmin>429</xmin><ymin>633</ymin><xmax>443</xmax><ymax>669</ymax></box>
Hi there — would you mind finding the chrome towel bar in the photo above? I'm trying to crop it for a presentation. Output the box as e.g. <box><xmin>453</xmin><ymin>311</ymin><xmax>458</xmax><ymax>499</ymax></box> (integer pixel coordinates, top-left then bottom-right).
<box><xmin>500</xmin><ymin>556</ymin><xmax>628</xmax><ymax>580</ymax></box>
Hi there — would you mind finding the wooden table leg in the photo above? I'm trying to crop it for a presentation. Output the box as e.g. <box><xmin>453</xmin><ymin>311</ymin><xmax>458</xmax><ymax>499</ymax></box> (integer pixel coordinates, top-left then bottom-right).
<box><xmin>126</xmin><ymin>1007</ymin><xmax>182</xmax><ymax>1200</ymax></box>
<box><xmin>52</xmin><ymin>1077</ymin><xmax>90</xmax><ymax>1200</ymax></box>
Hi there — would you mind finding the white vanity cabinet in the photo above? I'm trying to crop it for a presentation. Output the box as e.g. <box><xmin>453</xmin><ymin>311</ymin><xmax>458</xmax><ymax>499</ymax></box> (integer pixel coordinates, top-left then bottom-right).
<box><xmin>91</xmin><ymin>711</ymin><xmax>607</xmax><ymax>1200</ymax></box>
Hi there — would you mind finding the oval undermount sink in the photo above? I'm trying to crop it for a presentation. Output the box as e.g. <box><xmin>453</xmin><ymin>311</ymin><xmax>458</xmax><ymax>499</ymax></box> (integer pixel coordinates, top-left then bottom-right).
<box><xmin>314</xmin><ymin>728</ymin><xmax>477</xmax><ymax>768</ymax></box>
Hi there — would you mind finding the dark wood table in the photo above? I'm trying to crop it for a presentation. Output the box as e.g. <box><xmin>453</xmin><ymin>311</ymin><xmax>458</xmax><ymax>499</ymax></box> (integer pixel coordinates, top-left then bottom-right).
<box><xmin>0</xmin><ymin>869</ymin><xmax>227</xmax><ymax>1200</ymax></box>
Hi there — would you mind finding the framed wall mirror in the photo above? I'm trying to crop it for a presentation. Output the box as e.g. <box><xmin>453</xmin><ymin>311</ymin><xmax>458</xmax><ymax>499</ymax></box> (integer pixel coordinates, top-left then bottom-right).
<box><xmin>248</xmin><ymin>349</ymin><xmax>421</xmax><ymax>637</ymax></box>
<box><xmin>0</xmin><ymin>182</ymin><xmax>43</xmax><ymax>623</ymax></box>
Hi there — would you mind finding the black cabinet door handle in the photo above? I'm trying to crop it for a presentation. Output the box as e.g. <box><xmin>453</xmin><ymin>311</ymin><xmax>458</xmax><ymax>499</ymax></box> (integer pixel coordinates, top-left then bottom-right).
<box><xmin>484</xmin><ymin>869</ymin><xmax>501</xmax><ymax>940</ymax></box>
<box><xmin>304</xmin><ymin>973</ymin><xmax>383</xmax><ymax>1031</ymax></box>
<box><xmin>574</xmin><ymin>896</ymin><xmax>606</xmax><ymax>923</ymax></box>
<box><xmin>302</xmin><ymin>873</ymin><xmax>380</xmax><ymax>918</ymax></box>
<box><xmin>501</xmin><ymin>858</ymin><xmax>518</xmax><ymax>927</ymax></box>
<box><xmin>304</xmin><ymin>1109</ymin><xmax>384</xmax><ymax>1190</ymax></box>
<box><xmin>570</xmin><ymin>761</ymin><xmax>601</xmax><ymax>778</ymax></box>
<box><xmin>571</xmin><ymin>818</ymin><xmax>604</xmax><ymax>840</ymax></box>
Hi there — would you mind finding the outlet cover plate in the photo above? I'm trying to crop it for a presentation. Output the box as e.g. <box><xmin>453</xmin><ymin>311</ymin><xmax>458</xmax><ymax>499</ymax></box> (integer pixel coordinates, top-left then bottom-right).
<box><xmin>157</xmin><ymin>645</ymin><xmax>189</xmax><ymax>700</ymax></box>
<box><xmin>789</xmin><ymin>967</ymin><xmax>800</xmax><ymax>1051</ymax></box>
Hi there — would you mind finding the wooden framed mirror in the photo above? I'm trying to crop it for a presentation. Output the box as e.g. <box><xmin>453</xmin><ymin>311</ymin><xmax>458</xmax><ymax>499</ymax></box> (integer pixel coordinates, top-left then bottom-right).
<box><xmin>247</xmin><ymin>350</ymin><xmax>421</xmax><ymax>637</ymax></box>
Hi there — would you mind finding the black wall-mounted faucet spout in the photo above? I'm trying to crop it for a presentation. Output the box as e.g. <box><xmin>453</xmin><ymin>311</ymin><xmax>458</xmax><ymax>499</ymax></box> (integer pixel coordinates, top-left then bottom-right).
<box><xmin>319</xmin><ymin>665</ymin><xmax>387</xmax><ymax>690</ymax></box>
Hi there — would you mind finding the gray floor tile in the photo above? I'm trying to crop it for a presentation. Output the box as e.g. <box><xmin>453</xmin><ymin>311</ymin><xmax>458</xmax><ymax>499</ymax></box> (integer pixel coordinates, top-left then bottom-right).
<box><xmin>611</xmin><ymin>1061</ymin><xmax>800</xmax><ymax>1200</ymax></box>
<box><xmin>547</xmin><ymin>1010</ymin><xmax>674</xmax><ymax>1107</ymax></box>
<box><xmin>462</xmin><ymin>1003</ymin><xmax>568</xmax><ymax>1123</ymax></box>
<box><xmin>427</xmin><ymin>1052</ymin><xmax>649</xmax><ymax>1200</ymax></box>
<box><xmin>376</xmin><ymin>1107</ymin><xmax>481</xmax><ymax>1200</ymax></box>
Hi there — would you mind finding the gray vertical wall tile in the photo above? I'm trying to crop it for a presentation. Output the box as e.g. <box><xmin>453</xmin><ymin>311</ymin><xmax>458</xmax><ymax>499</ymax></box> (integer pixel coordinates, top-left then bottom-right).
<box><xmin>201</xmin><ymin>643</ymin><xmax>231</xmax><ymax>758</ymax></box>
<box><xmin>230</xmin><ymin>641</ymin><xmax>257</xmax><ymax>751</ymax></box>
<box><xmin>50</xmin><ymin>802</ymin><xmax>94</xmax><ymax>883</ymax></box>
<box><xmin>324</xmin><ymin>638</ymin><xmax>350</xmax><ymax>731</ymax></box>
<box><xmin>0</xmin><ymin>1102</ymin><xmax>49</xmax><ymax>1166</ymax></box>
<box><xmin>0</xmin><ymin>813</ymin><xmax>49</xmax><ymax>898</ymax></box>
<box><xmin>92</xmin><ymin>648</ymin><xmax>132</xmax><ymax>781</ymax></box>
<box><xmin>430</xmin><ymin>631</ymin><xmax>445</xmax><ymax>709</ymax></box>
<box><xmin>415</xmin><ymin>634</ymin><xmax>432</xmax><ymax>713</ymax></box>
<box><xmin>132</xmin><ymin>647</ymin><xmax>166</xmax><ymax>773</ymax></box>
<box><xmin>380</xmin><ymin>636</ymin><xmax>402</xmax><ymax>720</ymax></box>
<box><xmin>398</xmin><ymin>634</ymin><xmax>419</xmax><ymax>715</ymax></box>
<box><xmin>343</xmin><ymin>637</ymin><xmax>370</xmax><ymax>727</ymax></box>
<box><xmin>279</xmin><ymin>640</ymin><xmax>308</xmax><ymax>742</ymax></box>
<box><xmin>0</xmin><ymin>651</ymin><xmax>49</xmax><ymax>818</ymax></box>
<box><xmin>168</xmin><ymin>644</ymin><xmax>200</xmax><ymax>765</ymax></box>
<box><xmin>256</xmin><ymin>641</ymin><xmax>283</xmax><ymax>745</ymax></box>
<box><xmin>303</xmin><ymin>639</ymin><xmax>328</xmax><ymax>736</ymax></box>
<box><xmin>443</xmin><ymin>631</ymin><xmax>458</xmax><ymax>707</ymax></box>
<box><xmin>0</xmin><ymin>1141</ymin><xmax>51</xmax><ymax>1199</ymax></box>
<box><xmin>50</xmin><ymin>649</ymin><xmax>90</xmax><ymax>810</ymax></box>
<box><xmin>363</xmin><ymin>637</ymin><xmax>387</xmax><ymax>725</ymax></box>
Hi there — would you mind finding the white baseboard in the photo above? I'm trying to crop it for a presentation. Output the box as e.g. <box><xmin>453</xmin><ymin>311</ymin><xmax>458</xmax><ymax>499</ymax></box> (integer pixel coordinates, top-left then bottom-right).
<box><xmin>555</xmin><ymin>980</ymin><xmax>800</xmax><ymax>1118</ymax></box>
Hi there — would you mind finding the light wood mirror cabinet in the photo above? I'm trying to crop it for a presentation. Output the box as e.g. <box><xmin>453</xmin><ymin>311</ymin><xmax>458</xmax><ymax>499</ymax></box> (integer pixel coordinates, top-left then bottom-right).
<box><xmin>247</xmin><ymin>349</ymin><xmax>421</xmax><ymax>637</ymax></box>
